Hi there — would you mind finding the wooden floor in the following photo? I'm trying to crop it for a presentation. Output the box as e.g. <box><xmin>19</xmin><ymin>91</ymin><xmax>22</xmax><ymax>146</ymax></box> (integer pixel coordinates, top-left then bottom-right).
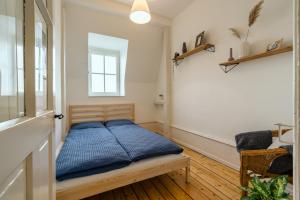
<box><xmin>84</xmin><ymin>145</ymin><xmax>241</xmax><ymax>200</ymax></box>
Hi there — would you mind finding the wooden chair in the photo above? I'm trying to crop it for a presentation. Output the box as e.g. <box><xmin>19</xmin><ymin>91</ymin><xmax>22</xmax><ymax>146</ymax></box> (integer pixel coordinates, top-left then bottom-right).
<box><xmin>240</xmin><ymin>129</ymin><xmax>293</xmax><ymax>197</ymax></box>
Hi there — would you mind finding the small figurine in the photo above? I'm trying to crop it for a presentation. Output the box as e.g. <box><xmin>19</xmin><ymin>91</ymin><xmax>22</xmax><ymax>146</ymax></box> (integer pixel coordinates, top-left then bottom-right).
<box><xmin>195</xmin><ymin>31</ymin><xmax>205</xmax><ymax>47</ymax></box>
<box><xmin>182</xmin><ymin>42</ymin><xmax>188</xmax><ymax>54</ymax></box>
<box><xmin>228</xmin><ymin>48</ymin><xmax>234</xmax><ymax>61</ymax></box>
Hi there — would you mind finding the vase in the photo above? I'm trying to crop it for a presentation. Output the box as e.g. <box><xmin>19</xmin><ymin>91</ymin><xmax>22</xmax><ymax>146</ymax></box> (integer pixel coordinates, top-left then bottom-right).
<box><xmin>238</xmin><ymin>41</ymin><xmax>250</xmax><ymax>58</ymax></box>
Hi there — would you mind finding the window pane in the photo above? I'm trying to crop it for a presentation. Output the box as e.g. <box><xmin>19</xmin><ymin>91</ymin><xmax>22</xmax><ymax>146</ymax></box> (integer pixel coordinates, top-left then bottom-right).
<box><xmin>91</xmin><ymin>54</ymin><xmax>104</xmax><ymax>73</ymax></box>
<box><xmin>105</xmin><ymin>56</ymin><xmax>117</xmax><ymax>74</ymax></box>
<box><xmin>0</xmin><ymin>0</ymin><xmax>24</xmax><ymax>122</ymax></box>
<box><xmin>105</xmin><ymin>75</ymin><xmax>117</xmax><ymax>93</ymax></box>
<box><xmin>35</xmin><ymin>6</ymin><xmax>48</xmax><ymax>112</ymax></box>
<box><xmin>91</xmin><ymin>74</ymin><xmax>104</xmax><ymax>93</ymax></box>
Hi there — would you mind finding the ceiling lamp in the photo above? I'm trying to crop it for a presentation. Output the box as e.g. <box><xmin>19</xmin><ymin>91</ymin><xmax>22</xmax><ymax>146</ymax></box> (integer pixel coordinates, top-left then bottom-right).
<box><xmin>130</xmin><ymin>0</ymin><xmax>151</xmax><ymax>24</ymax></box>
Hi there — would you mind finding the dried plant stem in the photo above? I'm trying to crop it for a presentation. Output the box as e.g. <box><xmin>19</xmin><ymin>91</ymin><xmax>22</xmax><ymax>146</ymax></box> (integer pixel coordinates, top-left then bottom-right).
<box><xmin>245</xmin><ymin>28</ymin><xmax>250</xmax><ymax>42</ymax></box>
<box><xmin>248</xmin><ymin>0</ymin><xmax>264</xmax><ymax>27</ymax></box>
<box><xmin>229</xmin><ymin>28</ymin><xmax>241</xmax><ymax>41</ymax></box>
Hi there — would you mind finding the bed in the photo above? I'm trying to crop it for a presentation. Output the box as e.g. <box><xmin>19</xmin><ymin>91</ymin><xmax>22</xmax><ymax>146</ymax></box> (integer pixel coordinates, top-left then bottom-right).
<box><xmin>56</xmin><ymin>104</ymin><xmax>190</xmax><ymax>200</ymax></box>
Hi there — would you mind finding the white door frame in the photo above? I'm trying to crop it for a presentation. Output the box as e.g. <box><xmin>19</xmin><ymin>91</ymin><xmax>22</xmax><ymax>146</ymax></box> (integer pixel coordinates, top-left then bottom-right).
<box><xmin>294</xmin><ymin>0</ymin><xmax>299</xmax><ymax>199</ymax></box>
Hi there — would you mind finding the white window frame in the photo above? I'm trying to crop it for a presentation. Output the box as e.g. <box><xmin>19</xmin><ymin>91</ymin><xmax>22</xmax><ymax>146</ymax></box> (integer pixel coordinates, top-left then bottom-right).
<box><xmin>88</xmin><ymin>48</ymin><xmax>121</xmax><ymax>97</ymax></box>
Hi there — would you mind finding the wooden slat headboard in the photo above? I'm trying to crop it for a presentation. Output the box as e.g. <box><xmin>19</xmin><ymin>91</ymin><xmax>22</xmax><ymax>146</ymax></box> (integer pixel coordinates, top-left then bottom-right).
<box><xmin>69</xmin><ymin>103</ymin><xmax>135</xmax><ymax>127</ymax></box>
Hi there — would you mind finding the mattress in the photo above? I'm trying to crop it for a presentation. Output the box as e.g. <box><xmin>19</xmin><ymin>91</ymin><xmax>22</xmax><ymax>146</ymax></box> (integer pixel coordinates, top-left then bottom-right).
<box><xmin>56</xmin><ymin>127</ymin><xmax>131</xmax><ymax>181</ymax></box>
<box><xmin>107</xmin><ymin>124</ymin><xmax>183</xmax><ymax>161</ymax></box>
<box><xmin>56</xmin><ymin>122</ymin><xmax>183</xmax><ymax>181</ymax></box>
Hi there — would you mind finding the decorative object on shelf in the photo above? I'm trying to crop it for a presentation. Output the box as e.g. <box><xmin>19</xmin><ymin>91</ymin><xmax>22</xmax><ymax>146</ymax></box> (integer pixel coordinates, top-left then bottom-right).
<box><xmin>228</xmin><ymin>48</ymin><xmax>234</xmax><ymax>61</ymax></box>
<box><xmin>219</xmin><ymin>46</ymin><xmax>293</xmax><ymax>73</ymax></box>
<box><xmin>239</xmin><ymin>41</ymin><xmax>251</xmax><ymax>58</ymax></box>
<box><xmin>195</xmin><ymin>31</ymin><xmax>205</xmax><ymax>48</ymax></box>
<box><xmin>229</xmin><ymin>28</ymin><xmax>250</xmax><ymax>57</ymax></box>
<box><xmin>173</xmin><ymin>52</ymin><xmax>180</xmax><ymax>60</ymax></box>
<box><xmin>172</xmin><ymin>52</ymin><xmax>180</xmax><ymax>66</ymax></box>
<box><xmin>182</xmin><ymin>42</ymin><xmax>188</xmax><ymax>54</ymax></box>
<box><xmin>130</xmin><ymin>0</ymin><xmax>151</xmax><ymax>24</ymax></box>
<box><xmin>267</xmin><ymin>38</ymin><xmax>283</xmax><ymax>51</ymax></box>
<box><xmin>229</xmin><ymin>0</ymin><xmax>264</xmax><ymax>58</ymax></box>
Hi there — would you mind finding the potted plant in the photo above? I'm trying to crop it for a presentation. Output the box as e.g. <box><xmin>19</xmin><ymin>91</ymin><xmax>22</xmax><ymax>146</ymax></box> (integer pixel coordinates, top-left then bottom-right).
<box><xmin>229</xmin><ymin>0</ymin><xmax>264</xmax><ymax>58</ymax></box>
<box><xmin>241</xmin><ymin>175</ymin><xmax>291</xmax><ymax>200</ymax></box>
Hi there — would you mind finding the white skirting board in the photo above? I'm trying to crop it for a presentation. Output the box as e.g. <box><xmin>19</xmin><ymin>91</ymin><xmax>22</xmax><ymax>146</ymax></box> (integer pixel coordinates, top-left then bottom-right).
<box><xmin>58</xmin><ymin>122</ymin><xmax>240</xmax><ymax>170</ymax></box>
<box><xmin>169</xmin><ymin>126</ymin><xmax>240</xmax><ymax>170</ymax></box>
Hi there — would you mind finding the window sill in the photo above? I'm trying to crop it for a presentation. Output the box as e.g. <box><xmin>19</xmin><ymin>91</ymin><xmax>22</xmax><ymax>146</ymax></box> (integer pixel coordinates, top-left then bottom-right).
<box><xmin>88</xmin><ymin>93</ymin><xmax>124</xmax><ymax>97</ymax></box>
<box><xmin>88</xmin><ymin>95</ymin><xmax>125</xmax><ymax>97</ymax></box>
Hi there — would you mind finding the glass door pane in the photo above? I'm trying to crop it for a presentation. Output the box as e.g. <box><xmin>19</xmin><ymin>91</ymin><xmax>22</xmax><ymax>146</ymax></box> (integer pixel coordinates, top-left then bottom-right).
<box><xmin>0</xmin><ymin>0</ymin><xmax>25</xmax><ymax>122</ymax></box>
<box><xmin>35</xmin><ymin>6</ymin><xmax>48</xmax><ymax>112</ymax></box>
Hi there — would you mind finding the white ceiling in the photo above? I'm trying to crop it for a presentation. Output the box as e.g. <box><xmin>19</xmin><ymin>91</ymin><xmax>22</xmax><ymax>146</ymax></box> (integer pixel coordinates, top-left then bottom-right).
<box><xmin>114</xmin><ymin>0</ymin><xmax>194</xmax><ymax>19</ymax></box>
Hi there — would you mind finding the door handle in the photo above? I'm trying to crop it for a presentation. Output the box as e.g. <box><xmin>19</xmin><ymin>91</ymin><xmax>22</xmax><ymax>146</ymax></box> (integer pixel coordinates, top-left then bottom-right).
<box><xmin>54</xmin><ymin>114</ymin><xmax>64</xmax><ymax>119</ymax></box>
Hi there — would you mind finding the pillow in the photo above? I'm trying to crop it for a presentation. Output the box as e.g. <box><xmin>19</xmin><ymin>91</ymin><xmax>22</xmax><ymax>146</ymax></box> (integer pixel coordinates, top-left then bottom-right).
<box><xmin>71</xmin><ymin>122</ymin><xmax>105</xmax><ymax>130</ymax></box>
<box><xmin>268</xmin><ymin>130</ymin><xmax>294</xmax><ymax>149</ymax></box>
<box><xmin>105</xmin><ymin>119</ymin><xmax>134</xmax><ymax>127</ymax></box>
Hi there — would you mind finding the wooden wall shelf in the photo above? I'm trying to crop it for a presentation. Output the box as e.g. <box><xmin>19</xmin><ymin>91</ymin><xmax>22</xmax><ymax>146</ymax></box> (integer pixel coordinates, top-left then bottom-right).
<box><xmin>219</xmin><ymin>46</ymin><xmax>293</xmax><ymax>73</ymax></box>
<box><xmin>174</xmin><ymin>44</ymin><xmax>215</xmax><ymax>62</ymax></box>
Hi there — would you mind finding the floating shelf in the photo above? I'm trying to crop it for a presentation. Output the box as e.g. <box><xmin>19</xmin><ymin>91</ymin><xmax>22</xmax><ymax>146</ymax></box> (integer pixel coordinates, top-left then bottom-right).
<box><xmin>219</xmin><ymin>46</ymin><xmax>293</xmax><ymax>73</ymax></box>
<box><xmin>154</xmin><ymin>101</ymin><xmax>164</xmax><ymax>106</ymax></box>
<box><xmin>174</xmin><ymin>44</ymin><xmax>215</xmax><ymax>63</ymax></box>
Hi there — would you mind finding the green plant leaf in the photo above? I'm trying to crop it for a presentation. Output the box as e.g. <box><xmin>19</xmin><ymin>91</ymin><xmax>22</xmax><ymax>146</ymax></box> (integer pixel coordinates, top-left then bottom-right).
<box><xmin>241</xmin><ymin>175</ymin><xmax>290</xmax><ymax>200</ymax></box>
<box><xmin>251</xmin><ymin>176</ymin><xmax>271</xmax><ymax>199</ymax></box>
<box><xmin>270</xmin><ymin>176</ymin><xmax>288</xmax><ymax>198</ymax></box>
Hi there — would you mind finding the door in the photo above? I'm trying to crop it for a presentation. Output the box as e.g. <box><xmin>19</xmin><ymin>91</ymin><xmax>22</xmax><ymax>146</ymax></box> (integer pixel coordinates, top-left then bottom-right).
<box><xmin>294</xmin><ymin>2</ymin><xmax>300</xmax><ymax>200</ymax></box>
<box><xmin>0</xmin><ymin>0</ymin><xmax>55</xmax><ymax>200</ymax></box>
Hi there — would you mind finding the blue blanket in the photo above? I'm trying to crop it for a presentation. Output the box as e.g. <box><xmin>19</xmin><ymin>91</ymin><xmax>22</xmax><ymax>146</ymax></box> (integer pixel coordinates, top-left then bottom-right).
<box><xmin>107</xmin><ymin>124</ymin><xmax>183</xmax><ymax>161</ymax></box>
<box><xmin>56</xmin><ymin>128</ymin><xmax>131</xmax><ymax>181</ymax></box>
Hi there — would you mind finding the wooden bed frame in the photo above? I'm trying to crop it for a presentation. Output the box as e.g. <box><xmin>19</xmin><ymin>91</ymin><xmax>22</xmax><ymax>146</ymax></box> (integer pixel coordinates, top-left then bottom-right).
<box><xmin>57</xmin><ymin>103</ymin><xmax>190</xmax><ymax>200</ymax></box>
<box><xmin>68</xmin><ymin>103</ymin><xmax>136</xmax><ymax>128</ymax></box>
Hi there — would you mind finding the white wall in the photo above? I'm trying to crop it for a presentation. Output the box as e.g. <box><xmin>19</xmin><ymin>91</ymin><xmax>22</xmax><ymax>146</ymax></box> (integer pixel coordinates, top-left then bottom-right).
<box><xmin>64</xmin><ymin>3</ymin><xmax>163</xmax><ymax>126</ymax></box>
<box><xmin>171</xmin><ymin>0</ymin><xmax>293</xmax><ymax>146</ymax></box>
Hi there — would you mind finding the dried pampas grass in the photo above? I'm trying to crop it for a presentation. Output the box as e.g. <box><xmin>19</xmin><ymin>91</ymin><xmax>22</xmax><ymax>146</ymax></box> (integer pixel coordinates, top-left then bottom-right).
<box><xmin>229</xmin><ymin>28</ymin><xmax>241</xmax><ymax>40</ymax></box>
<box><xmin>248</xmin><ymin>0</ymin><xmax>264</xmax><ymax>27</ymax></box>
<box><xmin>228</xmin><ymin>0</ymin><xmax>264</xmax><ymax>42</ymax></box>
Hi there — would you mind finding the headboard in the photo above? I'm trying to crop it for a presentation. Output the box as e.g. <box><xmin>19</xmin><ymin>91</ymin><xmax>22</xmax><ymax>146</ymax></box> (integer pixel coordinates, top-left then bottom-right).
<box><xmin>69</xmin><ymin>103</ymin><xmax>135</xmax><ymax>127</ymax></box>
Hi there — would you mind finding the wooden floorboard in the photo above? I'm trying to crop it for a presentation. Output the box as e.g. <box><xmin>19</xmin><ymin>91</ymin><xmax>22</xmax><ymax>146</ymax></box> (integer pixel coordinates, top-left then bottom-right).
<box><xmin>84</xmin><ymin>124</ymin><xmax>241</xmax><ymax>200</ymax></box>
<box><xmin>84</xmin><ymin>145</ymin><xmax>241</xmax><ymax>200</ymax></box>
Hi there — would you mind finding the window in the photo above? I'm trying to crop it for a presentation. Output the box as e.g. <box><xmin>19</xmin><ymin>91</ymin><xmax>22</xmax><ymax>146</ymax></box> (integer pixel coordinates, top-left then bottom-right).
<box><xmin>0</xmin><ymin>0</ymin><xmax>25</xmax><ymax>122</ymax></box>
<box><xmin>89</xmin><ymin>49</ymin><xmax>120</xmax><ymax>96</ymax></box>
<box><xmin>88</xmin><ymin>33</ymin><xmax>128</xmax><ymax>97</ymax></box>
<box><xmin>35</xmin><ymin>5</ymin><xmax>48</xmax><ymax>112</ymax></box>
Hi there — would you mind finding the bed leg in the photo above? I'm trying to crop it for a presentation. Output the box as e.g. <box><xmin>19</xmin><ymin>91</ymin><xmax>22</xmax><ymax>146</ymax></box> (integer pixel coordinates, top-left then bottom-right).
<box><xmin>185</xmin><ymin>161</ymin><xmax>191</xmax><ymax>184</ymax></box>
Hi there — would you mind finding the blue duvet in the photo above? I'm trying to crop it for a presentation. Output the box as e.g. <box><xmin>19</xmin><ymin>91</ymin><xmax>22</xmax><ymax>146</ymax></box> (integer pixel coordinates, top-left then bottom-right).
<box><xmin>56</xmin><ymin>122</ymin><xmax>183</xmax><ymax>181</ymax></box>
<box><xmin>107</xmin><ymin>124</ymin><xmax>183</xmax><ymax>161</ymax></box>
<box><xmin>56</xmin><ymin>127</ymin><xmax>131</xmax><ymax>181</ymax></box>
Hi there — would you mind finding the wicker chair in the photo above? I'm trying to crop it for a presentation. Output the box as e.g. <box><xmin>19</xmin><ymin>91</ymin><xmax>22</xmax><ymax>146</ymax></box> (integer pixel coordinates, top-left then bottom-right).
<box><xmin>240</xmin><ymin>129</ymin><xmax>293</xmax><ymax>197</ymax></box>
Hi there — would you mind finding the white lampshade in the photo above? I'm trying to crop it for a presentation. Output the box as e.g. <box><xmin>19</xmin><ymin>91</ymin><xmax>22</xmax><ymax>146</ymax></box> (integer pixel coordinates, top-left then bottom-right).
<box><xmin>130</xmin><ymin>0</ymin><xmax>151</xmax><ymax>24</ymax></box>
